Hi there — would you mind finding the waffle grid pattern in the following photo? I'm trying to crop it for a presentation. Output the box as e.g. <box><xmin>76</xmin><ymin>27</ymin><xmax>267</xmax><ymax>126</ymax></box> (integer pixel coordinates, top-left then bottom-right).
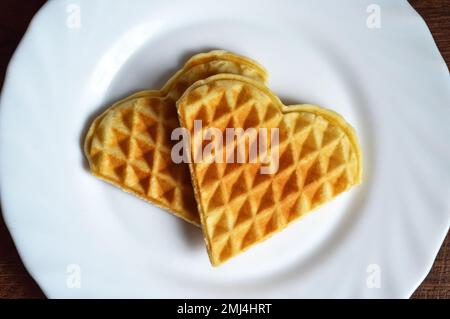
<box><xmin>179</xmin><ymin>80</ymin><xmax>359</xmax><ymax>265</ymax></box>
<box><xmin>85</xmin><ymin>55</ymin><xmax>268</xmax><ymax>225</ymax></box>
<box><xmin>87</xmin><ymin>97</ymin><xmax>199</xmax><ymax>223</ymax></box>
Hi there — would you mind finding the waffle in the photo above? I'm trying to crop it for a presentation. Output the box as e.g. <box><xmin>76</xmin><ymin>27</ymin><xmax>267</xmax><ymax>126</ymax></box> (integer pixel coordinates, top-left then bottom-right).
<box><xmin>84</xmin><ymin>51</ymin><xmax>268</xmax><ymax>226</ymax></box>
<box><xmin>177</xmin><ymin>74</ymin><xmax>362</xmax><ymax>265</ymax></box>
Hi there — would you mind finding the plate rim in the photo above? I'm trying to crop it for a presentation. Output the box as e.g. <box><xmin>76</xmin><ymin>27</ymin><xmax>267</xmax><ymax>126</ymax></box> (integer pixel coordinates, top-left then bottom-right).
<box><xmin>1</xmin><ymin>0</ymin><xmax>449</xmax><ymax>298</ymax></box>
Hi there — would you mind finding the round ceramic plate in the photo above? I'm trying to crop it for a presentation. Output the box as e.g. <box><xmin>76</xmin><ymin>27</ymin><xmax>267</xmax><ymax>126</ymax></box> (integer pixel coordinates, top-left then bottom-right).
<box><xmin>1</xmin><ymin>0</ymin><xmax>449</xmax><ymax>298</ymax></box>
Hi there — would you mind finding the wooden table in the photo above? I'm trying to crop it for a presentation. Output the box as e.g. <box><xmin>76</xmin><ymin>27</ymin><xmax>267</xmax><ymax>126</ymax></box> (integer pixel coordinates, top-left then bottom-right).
<box><xmin>0</xmin><ymin>0</ymin><xmax>448</xmax><ymax>299</ymax></box>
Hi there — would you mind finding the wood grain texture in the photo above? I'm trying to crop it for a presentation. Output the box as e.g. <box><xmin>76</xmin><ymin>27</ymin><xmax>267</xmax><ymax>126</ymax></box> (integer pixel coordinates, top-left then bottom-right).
<box><xmin>408</xmin><ymin>0</ymin><xmax>450</xmax><ymax>299</ymax></box>
<box><xmin>0</xmin><ymin>0</ymin><xmax>448</xmax><ymax>299</ymax></box>
<box><xmin>0</xmin><ymin>0</ymin><xmax>47</xmax><ymax>299</ymax></box>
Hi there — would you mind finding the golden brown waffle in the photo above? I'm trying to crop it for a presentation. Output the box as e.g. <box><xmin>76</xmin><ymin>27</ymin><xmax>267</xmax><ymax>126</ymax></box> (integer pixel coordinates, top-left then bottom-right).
<box><xmin>84</xmin><ymin>51</ymin><xmax>268</xmax><ymax>226</ymax></box>
<box><xmin>177</xmin><ymin>74</ymin><xmax>362</xmax><ymax>265</ymax></box>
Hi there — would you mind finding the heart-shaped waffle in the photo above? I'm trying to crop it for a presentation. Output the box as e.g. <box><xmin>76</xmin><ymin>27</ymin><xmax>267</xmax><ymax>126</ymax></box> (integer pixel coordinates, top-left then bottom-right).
<box><xmin>177</xmin><ymin>74</ymin><xmax>362</xmax><ymax>265</ymax></box>
<box><xmin>84</xmin><ymin>51</ymin><xmax>268</xmax><ymax>225</ymax></box>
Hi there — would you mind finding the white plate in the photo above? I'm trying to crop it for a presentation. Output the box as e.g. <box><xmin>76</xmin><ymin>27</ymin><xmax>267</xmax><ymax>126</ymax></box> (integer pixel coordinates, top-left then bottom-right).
<box><xmin>1</xmin><ymin>0</ymin><xmax>449</xmax><ymax>298</ymax></box>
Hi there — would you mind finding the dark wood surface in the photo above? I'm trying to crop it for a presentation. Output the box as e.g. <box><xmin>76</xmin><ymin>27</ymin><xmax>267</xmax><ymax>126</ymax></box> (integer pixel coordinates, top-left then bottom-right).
<box><xmin>0</xmin><ymin>0</ymin><xmax>448</xmax><ymax>299</ymax></box>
